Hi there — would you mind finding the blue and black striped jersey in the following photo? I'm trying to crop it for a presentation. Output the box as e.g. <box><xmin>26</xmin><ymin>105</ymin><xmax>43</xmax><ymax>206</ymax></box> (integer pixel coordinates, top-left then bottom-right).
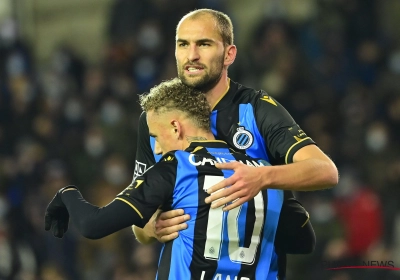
<box><xmin>133</xmin><ymin>79</ymin><xmax>316</xmax><ymax>279</ymax></box>
<box><xmin>119</xmin><ymin>141</ymin><xmax>283</xmax><ymax>280</ymax></box>
<box><xmin>134</xmin><ymin>79</ymin><xmax>315</xmax><ymax>176</ymax></box>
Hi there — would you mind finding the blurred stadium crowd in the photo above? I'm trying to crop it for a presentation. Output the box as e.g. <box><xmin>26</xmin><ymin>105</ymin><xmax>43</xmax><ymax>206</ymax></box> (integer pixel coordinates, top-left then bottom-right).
<box><xmin>1</xmin><ymin>0</ymin><xmax>400</xmax><ymax>279</ymax></box>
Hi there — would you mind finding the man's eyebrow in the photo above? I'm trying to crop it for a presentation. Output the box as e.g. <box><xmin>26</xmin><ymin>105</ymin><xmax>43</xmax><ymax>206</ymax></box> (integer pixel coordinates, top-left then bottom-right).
<box><xmin>176</xmin><ymin>38</ymin><xmax>215</xmax><ymax>44</ymax></box>
<box><xmin>197</xmin><ymin>39</ymin><xmax>215</xmax><ymax>44</ymax></box>
<box><xmin>149</xmin><ymin>132</ymin><xmax>156</xmax><ymax>138</ymax></box>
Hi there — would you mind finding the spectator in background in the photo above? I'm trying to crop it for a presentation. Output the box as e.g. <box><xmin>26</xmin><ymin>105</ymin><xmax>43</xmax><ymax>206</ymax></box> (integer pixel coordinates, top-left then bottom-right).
<box><xmin>320</xmin><ymin>167</ymin><xmax>386</xmax><ymax>280</ymax></box>
<box><xmin>1</xmin><ymin>0</ymin><xmax>400</xmax><ymax>279</ymax></box>
<box><xmin>331</xmin><ymin>167</ymin><xmax>383</xmax><ymax>259</ymax></box>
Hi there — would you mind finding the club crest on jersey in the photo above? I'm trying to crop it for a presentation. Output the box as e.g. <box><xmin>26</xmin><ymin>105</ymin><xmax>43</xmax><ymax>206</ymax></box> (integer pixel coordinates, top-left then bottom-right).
<box><xmin>233</xmin><ymin>127</ymin><xmax>253</xmax><ymax>150</ymax></box>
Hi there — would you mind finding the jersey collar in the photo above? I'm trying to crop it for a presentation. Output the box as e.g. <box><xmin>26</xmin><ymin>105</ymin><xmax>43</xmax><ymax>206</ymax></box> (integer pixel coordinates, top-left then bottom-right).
<box><xmin>187</xmin><ymin>140</ymin><xmax>228</xmax><ymax>150</ymax></box>
<box><xmin>211</xmin><ymin>79</ymin><xmax>239</xmax><ymax>111</ymax></box>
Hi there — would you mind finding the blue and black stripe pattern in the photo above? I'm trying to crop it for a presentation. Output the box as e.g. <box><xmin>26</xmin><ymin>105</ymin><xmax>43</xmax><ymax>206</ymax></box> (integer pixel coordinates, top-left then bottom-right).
<box><xmin>156</xmin><ymin>141</ymin><xmax>283</xmax><ymax>280</ymax></box>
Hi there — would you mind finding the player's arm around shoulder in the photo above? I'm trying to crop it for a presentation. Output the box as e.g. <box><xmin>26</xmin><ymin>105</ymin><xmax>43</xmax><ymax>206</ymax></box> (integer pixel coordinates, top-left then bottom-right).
<box><xmin>205</xmin><ymin>145</ymin><xmax>338</xmax><ymax>210</ymax></box>
<box><xmin>262</xmin><ymin>144</ymin><xmax>338</xmax><ymax>191</ymax></box>
<box><xmin>253</xmin><ymin>90</ymin><xmax>338</xmax><ymax>191</ymax></box>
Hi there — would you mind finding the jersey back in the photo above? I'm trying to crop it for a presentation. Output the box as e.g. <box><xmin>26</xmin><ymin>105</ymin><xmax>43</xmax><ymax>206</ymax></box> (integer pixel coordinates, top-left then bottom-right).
<box><xmin>154</xmin><ymin>142</ymin><xmax>284</xmax><ymax>280</ymax></box>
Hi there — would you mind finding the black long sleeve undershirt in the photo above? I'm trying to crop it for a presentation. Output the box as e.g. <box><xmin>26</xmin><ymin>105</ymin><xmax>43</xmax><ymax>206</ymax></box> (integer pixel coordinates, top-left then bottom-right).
<box><xmin>61</xmin><ymin>190</ymin><xmax>143</xmax><ymax>239</ymax></box>
<box><xmin>61</xmin><ymin>190</ymin><xmax>316</xmax><ymax>253</ymax></box>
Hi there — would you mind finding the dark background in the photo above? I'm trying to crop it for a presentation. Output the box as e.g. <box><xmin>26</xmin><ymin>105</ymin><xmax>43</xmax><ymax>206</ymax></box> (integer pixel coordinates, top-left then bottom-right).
<box><xmin>1</xmin><ymin>0</ymin><xmax>400</xmax><ymax>279</ymax></box>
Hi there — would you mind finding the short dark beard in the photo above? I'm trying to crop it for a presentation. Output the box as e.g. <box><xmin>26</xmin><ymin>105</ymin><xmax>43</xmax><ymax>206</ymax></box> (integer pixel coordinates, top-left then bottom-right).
<box><xmin>186</xmin><ymin>136</ymin><xmax>207</xmax><ymax>142</ymax></box>
<box><xmin>177</xmin><ymin>54</ymin><xmax>225</xmax><ymax>92</ymax></box>
<box><xmin>180</xmin><ymin>71</ymin><xmax>222</xmax><ymax>92</ymax></box>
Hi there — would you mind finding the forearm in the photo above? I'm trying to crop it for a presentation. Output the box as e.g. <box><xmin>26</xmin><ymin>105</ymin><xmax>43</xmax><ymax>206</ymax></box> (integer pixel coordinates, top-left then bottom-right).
<box><xmin>62</xmin><ymin>191</ymin><xmax>143</xmax><ymax>239</ymax></box>
<box><xmin>263</xmin><ymin>158</ymin><xmax>338</xmax><ymax>191</ymax></box>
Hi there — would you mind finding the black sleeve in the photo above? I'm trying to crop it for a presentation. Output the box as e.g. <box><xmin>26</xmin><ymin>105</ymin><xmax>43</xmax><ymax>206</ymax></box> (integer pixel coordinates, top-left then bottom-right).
<box><xmin>117</xmin><ymin>160</ymin><xmax>177</xmax><ymax>224</ymax></box>
<box><xmin>133</xmin><ymin>112</ymin><xmax>156</xmax><ymax>182</ymax></box>
<box><xmin>61</xmin><ymin>161</ymin><xmax>176</xmax><ymax>239</ymax></box>
<box><xmin>254</xmin><ymin>92</ymin><xmax>316</xmax><ymax>165</ymax></box>
<box><xmin>255</xmin><ymin>92</ymin><xmax>316</xmax><ymax>254</ymax></box>
<box><xmin>61</xmin><ymin>190</ymin><xmax>142</xmax><ymax>239</ymax></box>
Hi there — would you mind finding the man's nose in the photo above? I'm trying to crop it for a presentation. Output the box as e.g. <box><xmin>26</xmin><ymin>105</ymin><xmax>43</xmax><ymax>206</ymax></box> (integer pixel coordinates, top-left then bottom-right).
<box><xmin>187</xmin><ymin>45</ymin><xmax>200</xmax><ymax>62</ymax></box>
<box><xmin>154</xmin><ymin>141</ymin><xmax>163</xmax><ymax>155</ymax></box>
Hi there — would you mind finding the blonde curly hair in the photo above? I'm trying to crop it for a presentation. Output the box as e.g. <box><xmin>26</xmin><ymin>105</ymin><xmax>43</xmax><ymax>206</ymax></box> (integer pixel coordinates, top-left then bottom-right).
<box><xmin>139</xmin><ymin>78</ymin><xmax>211</xmax><ymax>130</ymax></box>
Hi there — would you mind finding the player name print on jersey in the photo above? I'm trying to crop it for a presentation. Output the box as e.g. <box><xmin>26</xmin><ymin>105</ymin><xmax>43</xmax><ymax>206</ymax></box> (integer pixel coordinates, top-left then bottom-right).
<box><xmin>200</xmin><ymin>270</ymin><xmax>251</xmax><ymax>280</ymax></box>
<box><xmin>232</xmin><ymin>126</ymin><xmax>254</xmax><ymax>150</ymax></box>
<box><xmin>188</xmin><ymin>154</ymin><xmax>265</xmax><ymax>167</ymax></box>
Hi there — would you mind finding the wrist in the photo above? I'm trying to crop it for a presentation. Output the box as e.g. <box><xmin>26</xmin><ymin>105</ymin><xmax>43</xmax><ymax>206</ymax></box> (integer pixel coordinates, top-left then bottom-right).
<box><xmin>260</xmin><ymin>165</ymin><xmax>274</xmax><ymax>190</ymax></box>
<box><xmin>59</xmin><ymin>185</ymin><xmax>79</xmax><ymax>205</ymax></box>
<box><xmin>60</xmin><ymin>185</ymin><xmax>79</xmax><ymax>194</ymax></box>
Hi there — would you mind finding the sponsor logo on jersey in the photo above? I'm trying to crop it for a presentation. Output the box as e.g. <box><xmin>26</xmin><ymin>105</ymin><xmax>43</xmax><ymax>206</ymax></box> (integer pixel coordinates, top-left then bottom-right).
<box><xmin>260</xmin><ymin>94</ymin><xmax>277</xmax><ymax>106</ymax></box>
<box><xmin>134</xmin><ymin>160</ymin><xmax>147</xmax><ymax>177</ymax></box>
<box><xmin>164</xmin><ymin>155</ymin><xmax>174</xmax><ymax>161</ymax></box>
<box><xmin>233</xmin><ymin>127</ymin><xmax>254</xmax><ymax>150</ymax></box>
<box><xmin>188</xmin><ymin>154</ymin><xmax>266</xmax><ymax>167</ymax></box>
<box><xmin>288</xmin><ymin>125</ymin><xmax>308</xmax><ymax>142</ymax></box>
<box><xmin>133</xmin><ymin>179</ymin><xmax>144</xmax><ymax>189</ymax></box>
<box><xmin>118</xmin><ymin>179</ymin><xmax>144</xmax><ymax>197</ymax></box>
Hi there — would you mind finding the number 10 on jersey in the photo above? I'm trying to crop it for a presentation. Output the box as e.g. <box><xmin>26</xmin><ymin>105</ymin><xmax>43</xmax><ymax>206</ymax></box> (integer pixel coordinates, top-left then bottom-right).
<box><xmin>203</xmin><ymin>176</ymin><xmax>265</xmax><ymax>265</ymax></box>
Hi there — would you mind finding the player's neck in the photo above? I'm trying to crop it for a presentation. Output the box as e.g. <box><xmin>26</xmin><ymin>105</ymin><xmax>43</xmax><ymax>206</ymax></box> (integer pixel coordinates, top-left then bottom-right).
<box><xmin>184</xmin><ymin>131</ymin><xmax>215</xmax><ymax>145</ymax></box>
<box><xmin>205</xmin><ymin>73</ymin><xmax>230</xmax><ymax>109</ymax></box>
